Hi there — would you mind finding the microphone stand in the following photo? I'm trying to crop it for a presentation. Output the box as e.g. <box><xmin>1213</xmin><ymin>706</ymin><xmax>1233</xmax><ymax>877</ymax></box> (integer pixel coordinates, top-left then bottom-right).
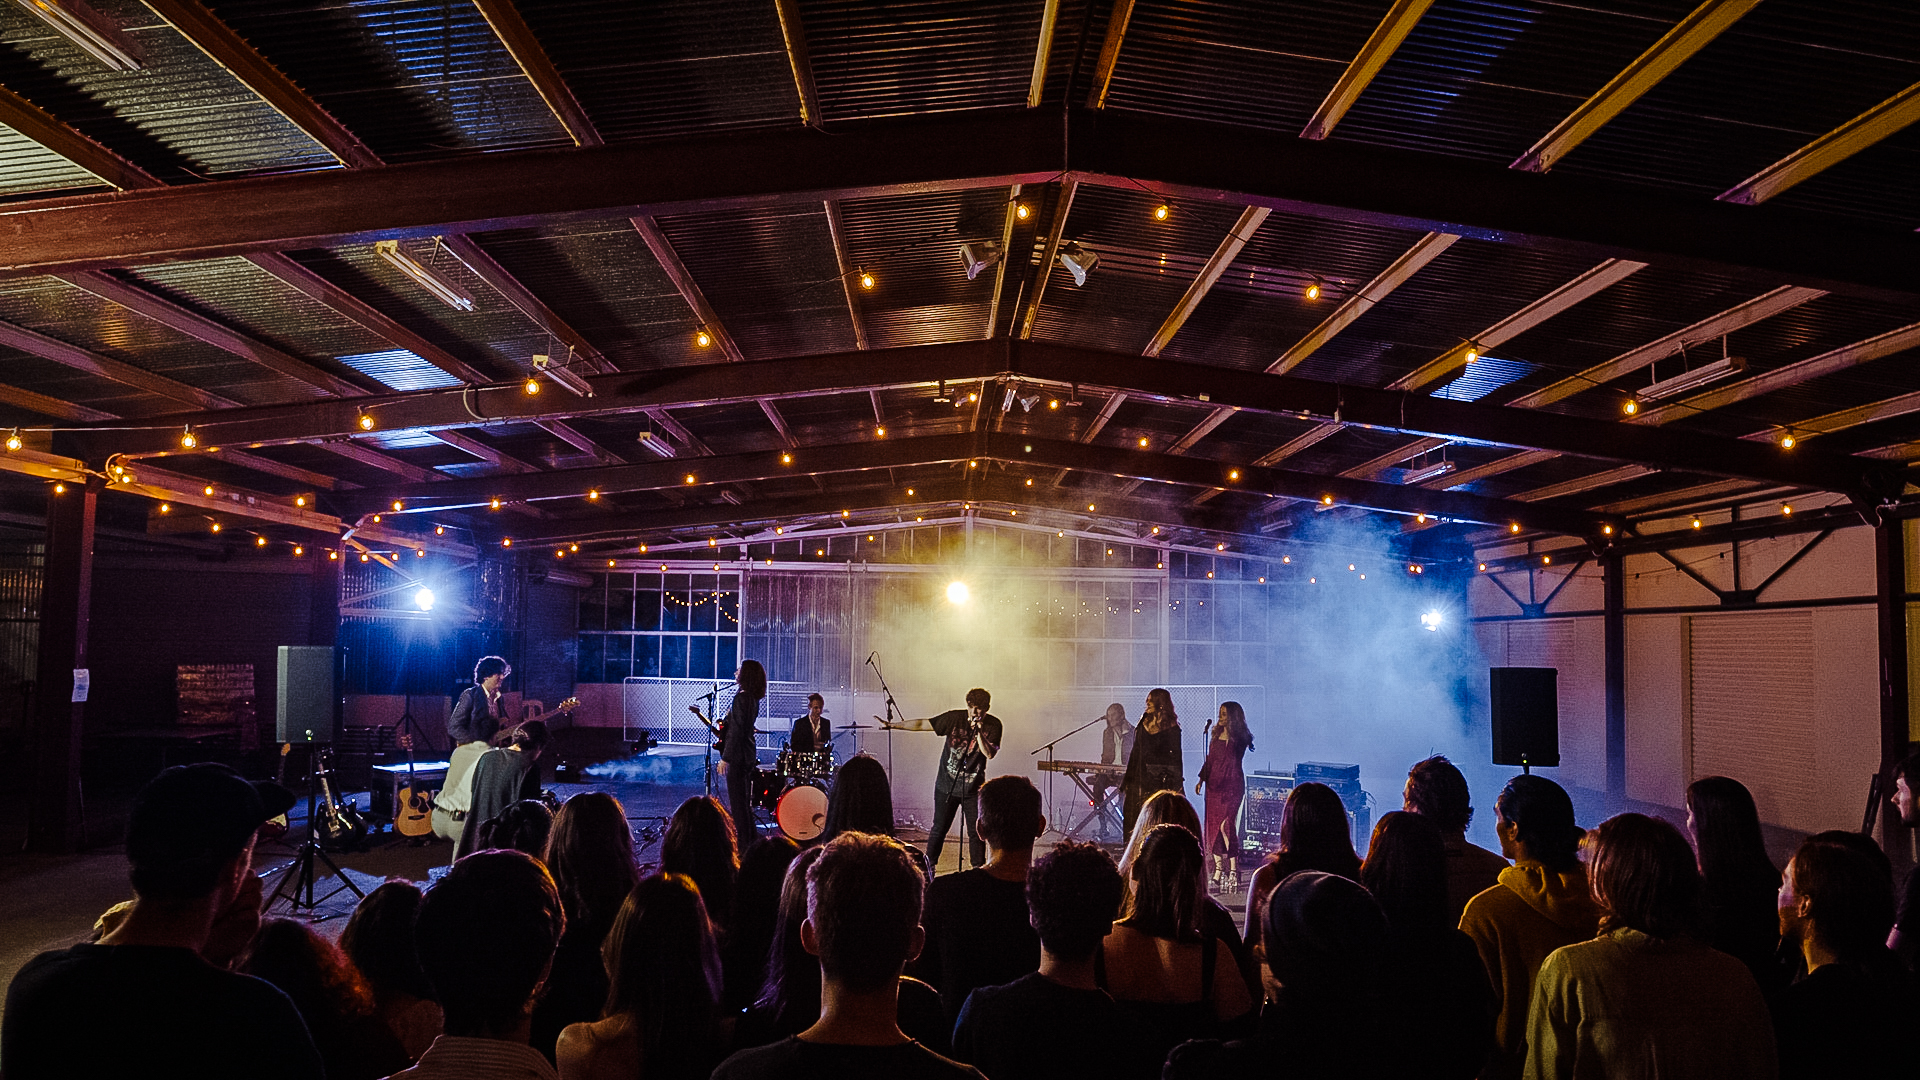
<box><xmin>1031</xmin><ymin>714</ymin><xmax>1108</xmax><ymax>838</ymax></box>
<box><xmin>692</xmin><ymin>683</ymin><xmax>722</xmax><ymax>796</ymax></box>
<box><xmin>866</xmin><ymin>653</ymin><xmax>899</xmax><ymax>777</ymax></box>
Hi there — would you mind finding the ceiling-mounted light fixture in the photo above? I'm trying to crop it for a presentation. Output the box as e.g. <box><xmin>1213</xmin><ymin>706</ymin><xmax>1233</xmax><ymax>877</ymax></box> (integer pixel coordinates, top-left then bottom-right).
<box><xmin>1058</xmin><ymin>242</ymin><xmax>1099</xmax><ymax>287</ymax></box>
<box><xmin>1018</xmin><ymin>394</ymin><xmax>1041</xmax><ymax>412</ymax></box>
<box><xmin>374</xmin><ymin>239</ymin><xmax>474</xmax><ymax>311</ymax></box>
<box><xmin>11</xmin><ymin>0</ymin><xmax>143</xmax><ymax>71</ymax></box>
<box><xmin>1403</xmin><ymin>459</ymin><xmax>1456</xmax><ymax>484</ymax></box>
<box><xmin>959</xmin><ymin>242</ymin><xmax>1003</xmax><ymax>281</ymax></box>
<box><xmin>532</xmin><ymin>352</ymin><xmax>593</xmax><ymax>398</ymax></box>
<box><xmin>932</xmin><ymin>379</ymin><xmax>952</xmax><ymax>404</ymax></box>
<box><xmin>1637</xmin><ymin>338</ymin><xmax>1747</xmax><ymax>403</ymax></box>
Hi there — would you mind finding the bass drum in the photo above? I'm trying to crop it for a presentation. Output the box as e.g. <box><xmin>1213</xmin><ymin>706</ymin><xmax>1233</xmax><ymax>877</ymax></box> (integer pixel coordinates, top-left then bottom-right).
<box><xmin>776</xmin><ymin>781</ymin><xmax>829</xmax><ymax>842</ymax></box>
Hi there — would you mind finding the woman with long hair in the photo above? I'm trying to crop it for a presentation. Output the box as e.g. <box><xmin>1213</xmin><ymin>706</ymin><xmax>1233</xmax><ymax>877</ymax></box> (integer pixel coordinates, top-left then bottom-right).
<box><xmin>240</xmin><ymin>918</ymin><xmax>410</xmax><ymax>1080</ymax></box>
<box><xmin>532</xmin><ymin>793</ymin><xmax>639</xmax><ymax>1060</ymax></box>
<box><xmin>1101</xmin><ymin>824</ymin><xmax>1254</xmax><ymax>1063</ymax></box>
<box><xmin>1195</xmin><ymin>701</ymin><xmax>1254</xmax><ymax>893</ymax></box>
<box><xmin>1122</xmin><ymin>688</ymin><xmax>1183</xmax><ymax>838</ymax></box>
<box><xmin>1686</xmin><ymin>775</ymin><xmax>1786</xmax><ymax>996</ymax></box>
<box><xmin>1524</xmin><ymin>814</ymin><xmax>1775</xmax><ymax>1079</ymax></box>
<box><xmin>1358</xmin><ymin>811</ymin><xmax>1495</xmax><ymax>1080</ymax></box>
<box><xmin>340</xmin><ymin>881</ymin><xmax>442</xmax><ymax>1062</ymax></box>
<box><xmin>719</xmin><ymin>659</ymin><xmax>768</xmax><ymax>843</ymax></box>
<box><xmin>721</xmin><ymin>836</ymin><xmax>800</xmax><ymax>1011</ymax></box>
<box><xmin>556</xmin><ymin>874</ymin><xmax>728</xmax><ymax>1080</ymax></box>
<box><xmin>1117</xmin><ymin>788</ymin><xmax>1258</xmax><ymax>1001</ymax></box>
<box><xmin>1243</xmin><ymin>781</ymin><xmax>1362</xmax><ymax>960</ymax></box>
<box><xmin>660</xmin><ymin>795</ymin><xmax>739</xmax><ymax>935</ymax></box>
<box><xmin>821</xmin><ymin>753</ymin><xmax>896</xmax><ymax>842</ymax></box>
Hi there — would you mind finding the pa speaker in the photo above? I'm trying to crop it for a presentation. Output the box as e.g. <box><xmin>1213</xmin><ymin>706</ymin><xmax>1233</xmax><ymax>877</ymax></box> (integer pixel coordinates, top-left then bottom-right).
<box><xmin>277</xmin><ymin>646</ymin><xmax>338</xmax><ymax>744</ymax></box>
<box><xmin>1490</xmin><ymin>666</ymin><xmax>1559</xmax><ymax>768</ymax></box>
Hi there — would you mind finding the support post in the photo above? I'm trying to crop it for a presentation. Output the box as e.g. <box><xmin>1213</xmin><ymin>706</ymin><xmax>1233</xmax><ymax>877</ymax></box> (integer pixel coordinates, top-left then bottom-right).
<box><xmin>1875</xmin><ymin>521</ymin><xmax>1912</xmax><ymax>876</ymax></box>
<box><xmin>1602</xmin><ymin>551</ymin><xmax>1626</xmax><ymax>798</ymax></box>
<box><xmin>28</xmin><ymin>478</ymin><xmax>98</xmax><ymax>853</ymax></box>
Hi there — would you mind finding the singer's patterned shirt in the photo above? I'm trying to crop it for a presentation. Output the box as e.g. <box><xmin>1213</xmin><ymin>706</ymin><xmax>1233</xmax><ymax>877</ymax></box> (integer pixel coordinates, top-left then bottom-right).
<box><xmin>930</xmin><ymin>709</ymin><xmax>1003</xmax><ymax>793</ymax></box>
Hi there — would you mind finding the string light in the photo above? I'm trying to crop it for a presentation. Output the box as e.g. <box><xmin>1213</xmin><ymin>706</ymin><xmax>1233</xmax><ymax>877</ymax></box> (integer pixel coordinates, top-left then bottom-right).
<box><xmin>1509</xmin><ymin>523</ymin><xmax>1521</xmax><ymax>534</ymax></box>
<box><xmin>1780</xmin><ymin>432</ymin><xmax>1797</xmax><ymax>449</ymax></box>
<box><xmin>875</xmin><ymin>426</ymin><xmax>886</xmax><ymax>438</ymax></box>
<box><xmin>1282</xmin><ymin>556</ymin><xmax>1290</xmax><ymax>563</ymax></box>
<box><xmin>391</xmin><ymin>501</ymin><xmax>403</xmax><ymax>512</ymax></box>
<box><xmin>295</xmin><ymin>496</ymin><xmax>306</xmax><ymax>507</ymax></box>
<box><xmin>360</xmin><ymin>552</ymin><xmax>369</xmax><ymax>562</ymax></box>
<box><xmin>907</xmin><ymin>488</ymin><xmax>916</xmax><ymax>495</ymax></box>
<box><xmin>293</xmin><ymin>546</ymin><xmax>304</xmax><ymax>556</ymax></box>
<box><xmin>3</xmin><ymin>429</ymin><xmax>18</xmax><ymax>452</ymax></box>
<box><xmin>159</xmin><ymin>503</ymin><xmax>170</xmax><ymax>513</ymax></box>
<box><xmin>524</xmin><ymin>377</ymin><xmax>541</xmax><ymax>396</ymax></box>
<box><xmin>1478</xmin><ymin>563</ymin><xmax>1487</xmax><ymax>572</ymax></box>
<box><xmin>1305</xmin><ymin>278</ymin><xmax>1321</xmax><ymax>301</ymax></box>
<box><xmin>415</xmin><ymin>548</ymin><xmax>425</xmax><ymax>557</ymax></box>
<box><xmin>1623</xmin><ymin>399</ymin><xmax>1639</xmax><ymax>416</ymax></box>
<box><xmin>502</xmin><ymin>537</ymin><xmax>512</xmax><ymax>547</ymax></box>
<box><xmin>1228</xmin><ymin>470</ymin><xmax>1239</xmax><ymax>481</ymax></box>
<box><xmin>357</xmin><ymin>411</ymin><xmax>375</xmax><ymax>431</ymax></box>
<box><xmin>372</xmin><ymin>515</ymin><xmax>381</xmax><ymax>523</ymax></box>
<box><xmin>1153</xmin><ymin>203</ymin><xmax>1171</xmax><ymax>221</ymax></box>
<box><xmin>1602</xmin><ymin>524</ymin><xmax>1614</xmax><ymax>535</ymax></box>
<box><xmin>857</xmin><ymin>270</ymin><xmax>875</xmax><ymax>290</ymax></box>
<box><xmin>491</xmin><ymin>498</ymin><xmax>501</xmax><ymax>510</ymax></box>
<box><xmin>694</xmin><ymin>329</ymin><xmax>713</xmax><ymax>348</ymax></box>
<box><xmin>255</xmin><ymin>536</ymin><xmax>266</xmax><ymax>547</ymax></box>
<box><xmin>1048</xmin><ymin>399</ymin><xmax>1059</xmax><ymax>409</ymax></box>
<box><xmin>204</xmin><ymin>486</ymin><xmax>214</xmax><ymax>496</ymax></box>
<box><xmin>684</xmin><ymin>474</ymin><xmax>696</xmax><ymax>485</ymax></box>
<box><xmin>781</xmin><ymin>453</ymin><xmax>792</xmax><ymax>464</ymax></box>
<box><xmin>435</xmin><ymin>525</ymin><xmax>444</xmax><ymax>535</ymax></box>
<box><xmin>1691</xmin><ymin>516</ymin><xmax>1703</xmax><ymax>530</ymax></box>
<box><xmin>1781</xmin><ymin>503</ymin><xmax>1793</xmax><ymax>516</ymax></box>
<box><xmin>1137</xmin><ymin>437</ymin><xmax>1149</xmax><ymax>448</ymax></box>
<box><xmin>1014</xmin><ymin>203</ymin><xmax>1030</xmax><ymax>220</ymax></box>
<box><xmin>1464</xmin><ymin>344</ymin><xmax>1480</xmax><ymax>364</ymax></box>
<box><xmin>328</xmin><ymin>551</ymin><xmax>338</xmax><ymax>560</ymax></box>
<box><xmin>587</xmin><ymin>490</ymin><xmax>599</xmax><ymax>501</ymax></box>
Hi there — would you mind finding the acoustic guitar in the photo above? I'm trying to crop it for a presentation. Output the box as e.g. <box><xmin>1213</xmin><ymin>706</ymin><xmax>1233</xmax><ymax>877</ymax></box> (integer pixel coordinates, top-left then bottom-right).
<box><xmin>393</xmin><ymin>732</ymin><xmax>433</xmax><ymax>838</ymax></box>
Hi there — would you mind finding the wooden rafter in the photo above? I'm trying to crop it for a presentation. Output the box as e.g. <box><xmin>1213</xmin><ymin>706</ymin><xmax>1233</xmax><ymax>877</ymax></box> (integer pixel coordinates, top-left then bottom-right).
<box><xmin>471</xmin><ymin>0</ymin><xmax>604</xmax><ymax>147</ymax></box>
<box><xmin>1301</xmin><ymin>0</ymin><xmax>1437</xmax><ymax>140</ymax></box>
<box><xmin>772</xmin><ymin>0</ymin><xmax>825</xmax><ymax>129</ymax></box>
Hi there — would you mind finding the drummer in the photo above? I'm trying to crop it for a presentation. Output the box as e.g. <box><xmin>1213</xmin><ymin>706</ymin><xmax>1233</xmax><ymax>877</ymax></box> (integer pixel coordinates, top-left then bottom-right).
<box><xmin>788</xmin><ymin>693</ymin><xmax>831</xmax><ymax>754</ymax></box>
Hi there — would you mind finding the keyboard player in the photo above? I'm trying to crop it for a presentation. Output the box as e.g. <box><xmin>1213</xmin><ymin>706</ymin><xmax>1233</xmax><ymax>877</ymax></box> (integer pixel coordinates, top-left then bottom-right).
<box><xmin>1094</xmin><ymin>703</ymin><xmax>1133</xmax><ymax>840</ymax></box>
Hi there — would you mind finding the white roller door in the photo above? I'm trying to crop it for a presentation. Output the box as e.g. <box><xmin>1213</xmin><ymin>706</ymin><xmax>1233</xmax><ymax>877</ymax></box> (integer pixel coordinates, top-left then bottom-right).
<box><xmin>1686</xmin><ymin>611</ymin><xmax>1817</xmax><ymax>827</ymax></box>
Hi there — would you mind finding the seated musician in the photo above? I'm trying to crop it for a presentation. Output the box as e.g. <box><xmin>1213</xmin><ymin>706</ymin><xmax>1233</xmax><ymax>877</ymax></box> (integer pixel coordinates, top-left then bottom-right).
<box><xmin>433</xmin><ymin>655</ymin><xmax>512</xmax><ymax>850</ymax></box>
<box><xmin>1092</xmin><ymin>703</ymin><xmax>1133</xmax><ymax>808</ymax></box>
<box><xmin>790</xmin><ymin>693</ymin><xmax>832</xmax><ymax>754</ymax></box>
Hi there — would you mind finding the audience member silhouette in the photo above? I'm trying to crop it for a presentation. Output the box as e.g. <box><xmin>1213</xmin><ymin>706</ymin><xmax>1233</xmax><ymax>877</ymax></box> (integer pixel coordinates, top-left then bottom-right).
<box><xmin>1404</xmin><ymin>755</ymin><xmax>1509</xmax><ymax>922</ymax></box>
<box><xmin>556</xmin><ymin>873</ymin><xmax>728</xmax><ymax>1080</ymax></box>
<box><xmin>952</xmin><ymin>842</ymin><xmax>1153</xmax><ymax>1080</ymax></box>
<box><xmin>390</xmin><ymin>849</ymin><xmax>564</xmax><ymax>1079</ymax></box>
<box><xmin>1102</xmin><ymin>824</ymin><xmax>1254</xmax><ymax>1063</ymax></box>
<box><xmin>1166</xmin><ymin>871</ymin><xmax>1399</xmax><ymax>1080</ymax></box>
<box><xmin>1888</xmin><ymin>752</ymin><xmax>1920</xmax><ymax>965</ymax></box>
<box><xmin>1244</xmin><ymin>781</ymin><xmax>1362</xmax><ymax>974</ymax></box>
<box><xmin>1358</xmin><ymin>811</ymin><xmax>1495</xmax><ymax>1080</ymax></box>
<box><xmin>1687</xmin><ymin>775</ymin><xmax>1787</xmax><ymax>996</ymax></box>
<box><xmin>723</xmin><ymin>836</ymin><xmax>801</xmax><ymax>1011</ymax></box>
<box><xmin>915</xmin><ymin>775</ymin><xmax>1044</xmax><ymax>1030</ymax></box>
<box><xmin>1771</xmin><ymin>835</ymin><xmax>1916</xmax><ymax>1079</ymax></box>
<box><xmin>2</xmin><ymin>763</ymin><xmax>322</xmax><ymax>1080</ymax></box>
<box><xmin>342</xmin><ymin>881</ymin><xmax>443</xmax><ymax>1062</ymax></box>
<box><xmin>821</xmin><ymin>754</ymin><xmax>898</xmax><ymax>842</ymax></box>
<box><xmin>532</xmin><ymin>793</ymin><xmax>638</xmax><ymax>1060</ymax></box>
<box><xmin>476</xmin><ymin>798</ymin><xmax>554</xmax><ymax>858</ymax></box>
<box><xmin>455</xmin><ymin>722</ymin><xmax>550</xmax><ymax>861</ymax></box>
<box><xmin>240</xmin><ymin>918</ymin><xmax>411</xmax><ymax>1080</ymax></box>
<box><xmin>1457</xmin><ymin>774</ymin><xmax>1600</xmax><ymax>1080</ymax></box>
<box><xmin>1525</xmin><ymin>812</ymin><xmax>1776</xmax><ymax>1080</ymax></box>
<box><xmin>734</xmin><ymin>843</ymin><xmax>947</xmax><ymax>1053</ymax></box>
<box><xmin>660</xmin><ymin>795</ymin><xmax>739</xmax><ymax>934</ymax></box>
<box><xmin>713</xmin><ymin>832</ymin><xmax>984</xmax><ymax>1080</ymax></box>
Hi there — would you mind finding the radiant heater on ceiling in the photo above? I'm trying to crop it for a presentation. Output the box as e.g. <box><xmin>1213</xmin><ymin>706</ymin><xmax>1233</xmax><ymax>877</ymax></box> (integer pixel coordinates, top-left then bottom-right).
<box><xmin>1636</xmin><ymin>355</ymin><xmax>1747</xmax><ymax>402</ymax></box>
<box><xmin>12</xmin><ymin>0</ymin><xmax>142</xmax><ymax>71</ymax></box>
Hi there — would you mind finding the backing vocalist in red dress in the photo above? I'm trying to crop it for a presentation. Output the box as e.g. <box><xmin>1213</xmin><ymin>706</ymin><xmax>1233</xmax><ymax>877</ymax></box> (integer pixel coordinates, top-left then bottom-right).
<box><xmin>1195</xmin><ymin>700</ymin><xmax>1253</xmax><ymax>892</ymax></box>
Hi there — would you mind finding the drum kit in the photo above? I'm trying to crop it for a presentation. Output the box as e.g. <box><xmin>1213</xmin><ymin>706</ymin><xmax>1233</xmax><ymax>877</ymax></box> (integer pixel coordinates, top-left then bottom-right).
<box><xmin>754</xmin><ymin>723</ymin><xmax>872</xmax><ymax>841</ymax></box>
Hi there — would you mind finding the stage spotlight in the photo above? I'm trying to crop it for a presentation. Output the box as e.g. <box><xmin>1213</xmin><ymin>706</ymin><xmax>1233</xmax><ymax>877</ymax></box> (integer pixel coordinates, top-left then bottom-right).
<box><xmin>960</xmin><ymin>241</ymin><xmax>1003</xmax><ymax>281</ymax></box>
<box><xmin>946</xmin><ymin>581</ymin><xmax>970</xmax><ymax>605</ymax></box>
<box><xmin>1420</xmin><ymin>609</ymin><xmax>1443</xmax><ymax>632</ymax></box>
<box><xmin>1058</xmin><ymin>242</ymin><xmax>1099</xmax><ymax>287</ymax></box>
<box><xmin>414</xmin><ymin>587</ymin><xmax>435</xmax><ymax>612</ymax></box>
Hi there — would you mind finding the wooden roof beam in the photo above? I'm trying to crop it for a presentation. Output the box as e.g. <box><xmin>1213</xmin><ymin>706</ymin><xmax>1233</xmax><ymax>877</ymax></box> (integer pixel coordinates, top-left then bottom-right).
<box><xmin>1719</xmin><ymin>81</ymin><xmax>1920</xmax><ymax>206</ymax></box>
<box><xmin>1301</xmin><ymin>0</ymin><xmax>1437</xmax><ymax>140</ymax></box>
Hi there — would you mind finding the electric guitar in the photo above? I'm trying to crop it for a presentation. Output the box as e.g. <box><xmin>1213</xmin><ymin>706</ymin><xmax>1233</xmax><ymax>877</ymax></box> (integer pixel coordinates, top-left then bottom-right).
<box><xmin>393</xmin><ymin>732</ymin><xmax>434</xmax><ymax>838</ymax></box>
<box><xmin>314</xmin><ymin>746</ymin><xmax>369</xmax><ymax>850</ymax></box>
<box><xmin>486</xmin><ymin>697</ymin><xmax>583</xmax><ymax>745</ymax></box>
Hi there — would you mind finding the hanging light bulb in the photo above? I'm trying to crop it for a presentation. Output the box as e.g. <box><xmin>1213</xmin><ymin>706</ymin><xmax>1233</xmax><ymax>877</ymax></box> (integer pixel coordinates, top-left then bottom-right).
<box><xmin>524</xmin><ymin>377</ymin><xmax>541</xmax><ymax>395</ymax></box>
<box><xmin>1465</xmin><ymin>345</ymin><xmax>1480</xmax><ymax>364</ymax></box>
<box><xmin>1623</xmin><ymin>399</ymin><xmax>1639</xmax><ymax>416</ymax></box>
<box><xmin>357</xmin><ymin>411</ymin><xmax>375</xmax><ymax>431</ymax></box>
<box><xmin>694</xmin><ymin>328</ymin><xmax>713</xmax><ymax>348</ymax></box>
<box><xmin>179</xmin><ymin>425</ymin><xmax>197</xmax><ymax>450</ymax></box>
<box><xmin>857</xmin><ymin>270</ymin><xmax>875</xmax><ymax>290</ymax></box>
<box><xmin>4</xmin><ymin>430</ymin><xmax>20</xmax><ymax>452</ymax></box>
<box><xmin>1779</xmin><ymin>431</ymin><xmax>1797</xmax><ymax>450</ymax></box>
<box><xmin>1153</xmin><ymin>204</ymin><xmax>1171</xmax><ymax>221</ymax></box>
<box><xmin>1305</xmin><ymin>279</ymin><xmax>1321</xmax><ymax>301</ymax></box>
<box><xmin>1014</xmin><ymin>202</ymin><xmax>1030</xmax><ymax>220</ymax></box>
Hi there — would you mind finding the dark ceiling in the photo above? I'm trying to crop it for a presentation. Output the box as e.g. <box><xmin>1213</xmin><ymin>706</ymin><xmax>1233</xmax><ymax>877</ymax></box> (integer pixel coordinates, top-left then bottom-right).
<box><xmin>0</xmin><ymin>0</ymin><xmax>1916</xmax><ymax>563</ymax></box>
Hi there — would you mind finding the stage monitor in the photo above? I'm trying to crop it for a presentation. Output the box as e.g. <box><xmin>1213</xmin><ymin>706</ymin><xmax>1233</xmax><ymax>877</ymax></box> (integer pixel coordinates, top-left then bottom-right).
<box><xmin>277</xmin><ymin>645</ymin><xmax>338</xmax><ymax>744</ymax></box>
<box><xmin>1490</xmin><ymin>666</ymin><xmax>1559</xmax><ymax>769</ymax></box>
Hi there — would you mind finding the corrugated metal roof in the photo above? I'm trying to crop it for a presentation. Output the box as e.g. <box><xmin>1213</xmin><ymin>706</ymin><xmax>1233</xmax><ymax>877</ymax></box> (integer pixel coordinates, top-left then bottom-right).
<box><xmin>654</xmin><ymin>204</ymin><xmax>857</xmax><ymax>360</ymax></box>
<box><xmin>833</xmin><ymin>187</ymin><xmax>1008</xmax><ymax>348</ymax></box>
<box><xmin>504</xmin><ymin>0</ymin><xmax>794</xmax><ymax>142</ymax></box>
<box><xmin>0</xmin><ymin>122</ymin><xmax>106</xmax><ymax>198</ymax></box>
<box><xmin>799</xmin><ymin>0</ymin><xmax>1042</xmax><ymax>120</ymax></box>
<box><xmin>201</xmin><ymin>0</ymin><xmax>571</xmax><ymax>161</ymax></box>
<box><xmin>0</xmin><ymin>0</ymin><xmax>338</xmax><ymax>183</ymax></box>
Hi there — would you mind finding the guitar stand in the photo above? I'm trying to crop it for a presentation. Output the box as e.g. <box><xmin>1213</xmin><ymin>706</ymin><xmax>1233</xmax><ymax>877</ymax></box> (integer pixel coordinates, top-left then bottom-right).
<box><xmin>265</xmin><ymin>748</ymin><xmax>366</xmax><ymax>920</ymax></box>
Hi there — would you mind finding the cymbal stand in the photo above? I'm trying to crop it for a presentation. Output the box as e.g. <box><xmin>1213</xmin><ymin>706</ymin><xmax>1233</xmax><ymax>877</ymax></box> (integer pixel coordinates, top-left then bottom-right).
<box><xmin>1031</xmin><ymin>714</ymin><xmax>1106</xmax><ymax>839</ymax></box>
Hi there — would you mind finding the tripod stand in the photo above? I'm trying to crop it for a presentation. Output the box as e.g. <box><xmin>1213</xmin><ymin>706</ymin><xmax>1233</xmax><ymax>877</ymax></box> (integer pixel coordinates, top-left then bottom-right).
<box><xmin>264</xmin><ymin>737</ymin><xmax>365</xmax><ymax>920</ymax></box>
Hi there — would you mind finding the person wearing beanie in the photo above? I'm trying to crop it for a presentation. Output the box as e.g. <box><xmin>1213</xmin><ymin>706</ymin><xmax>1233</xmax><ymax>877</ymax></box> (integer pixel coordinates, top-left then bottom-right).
<box><xmin>1458</xmin><ymin>775</ymin><xmax>1601</xmax><ymax>1080</ymax></box>
<box><xmin>2</xmin><ymin>763</ymin><xmax>323</xmax><ymax>1080</ymax></box>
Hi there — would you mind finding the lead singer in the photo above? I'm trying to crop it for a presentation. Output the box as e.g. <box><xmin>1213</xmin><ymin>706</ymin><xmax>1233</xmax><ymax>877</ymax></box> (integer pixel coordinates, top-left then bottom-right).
<box><xmin>885</xmin><ymin>687</ymin><xmax>1002</xmax><ymax>873</ymax></box>
<box><xmin>716</xmin><ymin>659</ymin><xmax>767</xmax><ymax>840</ymax></box>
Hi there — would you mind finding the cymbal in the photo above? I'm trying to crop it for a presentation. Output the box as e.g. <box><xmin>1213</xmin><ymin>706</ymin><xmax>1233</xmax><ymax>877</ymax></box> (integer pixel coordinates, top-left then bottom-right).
<box><xmin>834</xmin><ymin>723</ymin><xmax>877</xmax><ymax>732</ymax></box>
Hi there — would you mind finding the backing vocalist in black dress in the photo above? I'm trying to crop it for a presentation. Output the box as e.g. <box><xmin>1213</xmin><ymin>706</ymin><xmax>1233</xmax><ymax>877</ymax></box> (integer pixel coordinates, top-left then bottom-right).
<box><xmin>1122</xmin><ymin>688</ymin><xmax>1183</xmax><ymax>838</ymax></box>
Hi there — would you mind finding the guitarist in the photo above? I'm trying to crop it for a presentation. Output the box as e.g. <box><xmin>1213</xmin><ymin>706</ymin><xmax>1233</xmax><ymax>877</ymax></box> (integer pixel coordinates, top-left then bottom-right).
<box><xmin>433</xmin><ymin>656</ymin><xmax>512</xmax><ymax>849</ymax></box>
<box><xmin>716</xmin><ymin>659</ymin><xmax>767</xmax><ymax>841</ymax></box>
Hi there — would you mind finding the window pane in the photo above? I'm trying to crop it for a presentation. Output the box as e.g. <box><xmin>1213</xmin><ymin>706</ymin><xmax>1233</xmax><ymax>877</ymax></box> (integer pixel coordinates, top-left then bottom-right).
<box><xmin>578</xmin><ymin>581</ymin><xmax>607</xmax><ymax>632</ymax></box>
<box><xmin>636</xmin><ymin>590</ymin><xmax>662</xmax><ymax>631</ymax></box>
<box><xmin>661</xmin><ymin>635</ymin><xmax>689</xmax><ymax>679</ymax></box>
<box><xmin>576</xmin><ymin>634</ymin><xmax>604</xmax><ymax>683</ymax></box>
<box><xmin>609</xmin><ymin>583</ymin><xmax>636</xmax><ymax>631</ymax></box>
<box><xmin>689</xmin><ymin>636</ymin><xmax>716</xmax><ymax>681</ymax></box>
<box><xmin>633</xmin><ymin>636</ymin><xmax>660</xmax><ymax>678</ymax></box>
<box><xmin>717</xmin><ymin>637</ymin><xmax>738</xmax><ymax>683</ymax></box>
<box><xmin>662</xmin><ymin>588</ymin><xmax>690</xmax><ymax>631</ymax></box>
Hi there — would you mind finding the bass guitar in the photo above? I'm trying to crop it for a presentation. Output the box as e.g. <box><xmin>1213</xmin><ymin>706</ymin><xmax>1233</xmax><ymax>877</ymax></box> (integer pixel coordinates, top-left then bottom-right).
<box><xmin>314</xmin><ymin>746</ymin><xmax>369</xmax><ymax>851</ymax></box>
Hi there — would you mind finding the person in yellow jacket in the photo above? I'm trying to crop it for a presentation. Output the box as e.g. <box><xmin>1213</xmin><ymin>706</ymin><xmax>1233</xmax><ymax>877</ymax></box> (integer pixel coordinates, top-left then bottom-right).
<box><xmin>1524</xmin><ymin>813</ymin><xmax>1776</xmax><ymax>1080</ymax></box>
<box><xmin>1459</xmin><ymin>776</ymin><xmax>1601</xmax><ymax>1080</ymax></box>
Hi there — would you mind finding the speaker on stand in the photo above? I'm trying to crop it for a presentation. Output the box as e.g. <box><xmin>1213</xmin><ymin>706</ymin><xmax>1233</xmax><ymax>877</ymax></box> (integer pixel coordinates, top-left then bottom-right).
<box><xmin>1490</xmin><ymin>667</ymin><xmax>1559</xmax><ymax>773</ymax></box>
